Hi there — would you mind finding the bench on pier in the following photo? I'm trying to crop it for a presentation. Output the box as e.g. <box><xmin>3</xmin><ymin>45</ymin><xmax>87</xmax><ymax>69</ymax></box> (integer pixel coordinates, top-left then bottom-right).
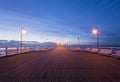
<box><xmin>28</xmin><ymin>48</ymin><xmax>34</xmax><ymax>51</ymax></box>
<box><xmin>99</xmin><ymin>49</ymin><xmax>112</xmax><ymax>56</ymax></box>
<box><xmin>112</xmin><ymin>50</ymin><xmax>120</xmax><ymax>58</ymax></box>
<box><xmin>85</xmin><ymin>48</ymin><xmax>91</xmax><ymax>52</ymax></box>
<box><xmin>20</xmin><ymin>48</ymin><xmax>30</xmax><ymax>53</ymax></box>
<box><xmin>90</xmin><ymin>48</ymin><xmax>99</xmax><ymax>53</ymax></box>
<box><xmin>0</xmin><ymin>50</ymin><xmax>5</xmax><ymax>57</ymax></box>
<box><xmin>6</xmin><ymin>49</ymin><xmax>18</xmax><ymax>56</ymax></box>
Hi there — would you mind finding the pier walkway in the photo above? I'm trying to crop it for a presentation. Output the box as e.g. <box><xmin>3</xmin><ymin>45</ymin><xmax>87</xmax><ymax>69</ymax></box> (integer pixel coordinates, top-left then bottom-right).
<box><xmin>0</xmin><ymin>46</ymin><xmax>120</xmax><ymax>82</ymax></box>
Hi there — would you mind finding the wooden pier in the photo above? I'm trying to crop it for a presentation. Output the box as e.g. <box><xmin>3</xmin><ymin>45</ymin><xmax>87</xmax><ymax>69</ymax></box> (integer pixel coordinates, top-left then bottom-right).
<box><xmin>0</xmin><ymin>46</ymin><xmax>120</xmax><ymax>82</ymax></box>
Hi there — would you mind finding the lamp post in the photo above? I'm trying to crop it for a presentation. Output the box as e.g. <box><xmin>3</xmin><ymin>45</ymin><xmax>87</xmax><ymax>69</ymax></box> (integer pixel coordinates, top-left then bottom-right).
<box><xmin>52</xmin><ymin>40</ymin><xmax>55</xmax><ymax>47</ymax></box>
<box><xmin>92</xmin><ymin>27</ymin><xmax>99</xmax><ymax>47</ymax></box>
<box><xmin>78</xmin><ymin>37</ymin><xmax>80</xmax><ymax>48</ymax></box>
<box><xmin>66</xmin><ymin>39</ymin><xmax>68</xmax><ymax>48</ymax></box>
<box><xmin>20</xmin><ymin>28</ymin><xmax>27</xmax><ymax>52</ymax></box>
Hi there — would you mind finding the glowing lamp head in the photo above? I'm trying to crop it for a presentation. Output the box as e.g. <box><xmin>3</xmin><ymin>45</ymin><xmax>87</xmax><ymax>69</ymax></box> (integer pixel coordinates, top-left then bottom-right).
<box><xmin>53</xmin><ymin>40</ymin><xmax>55</xmax><ymax>42</ymax></box>
<box><xmin>66</xmin><ymin>40</ymin><xmax>68</xmax><ymax>42</ymax></box>
<box><xmin>22</xmin><ymin>28</ymin><xmax>27</xmax><ymax>34</ymax></box>
<box><xmin>92</xmin><ymin>28</ymin><xmax>99</xmax><ymax>35</ymax></box>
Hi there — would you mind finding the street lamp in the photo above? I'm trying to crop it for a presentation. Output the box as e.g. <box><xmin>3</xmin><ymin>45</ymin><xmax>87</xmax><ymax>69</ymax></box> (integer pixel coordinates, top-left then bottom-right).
<box><xmin>66</xmin><ymin>39</ymin><xmax>68</xmax><ymax>48</ymax></box>
<box><xmin>21</xmin><ymin>28</ymin><xmax>27</xmax><ymax>52</ymax></box>
<box><xmin>52</xmin><ymin>40</ymin><xmax>55</xmax><ymax>47</ymax></box>
<box><xmin>78</xmin><ymin>37</ymin><xmax>80</xmax><ymax>48</ymax></box>
<box><xmin>92</xmin><ymin>27</ymin><xmax>99</xmax><ymax>47</ymax></box>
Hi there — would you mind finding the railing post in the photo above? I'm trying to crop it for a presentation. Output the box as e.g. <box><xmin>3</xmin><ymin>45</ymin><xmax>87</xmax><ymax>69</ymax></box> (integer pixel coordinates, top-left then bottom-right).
<box><xmin>20</xmin><ymin>47</ymin><xmax>22</xmax><ymax>53</ymax></box>
<box><xmin>111</xmin><ymin>47</ymin><xmax>112</xmax><ymax>50</ymax></box>
<box><xmin>34</xmin><ymin>46</ymin><xmax>36</xmax><ymax>51</ymax></box>
<box><xmin>30</xmin><ymin>46</ymin><xmax>31</xmax><ymax>52</ymax></box>
<box><xmin>17</xmin><ymin>47</ymin><xmax>19</xmax><ymax>54</ymax></box>
<box><xmin>24</xmin><ymin>47</ymin><xmax>26</xmax><ymax>52</ymax></box>
<box><xmin>5</xmin><ymin>47</ymin><xmax>8</xmax><ymax>56</ymax></box>
<box><xmin>40</xmin><ymin>46</ymin><xmax>41</xmax><ymax>51</ymax></box>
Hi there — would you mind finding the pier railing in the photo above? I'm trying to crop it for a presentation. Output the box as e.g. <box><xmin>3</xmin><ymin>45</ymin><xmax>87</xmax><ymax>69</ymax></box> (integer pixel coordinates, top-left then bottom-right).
<box><xmin>98</xmin><ymin>47</ymin><xmax>120</xmax><ymax>50</ymax></box>
<box><xmin>86</xmin><ymin>46</ymin><xmax>120</xmax><ymax>51</ymax></box>
<box><xmin>68</xmin><ymin>45</ymin><xmax>120</xmax><ymax>51</ymax></box>
<box><xmin>0</xmin><ymin>46</ymin><xmax>55</xmax><ymax>57</ymax></box>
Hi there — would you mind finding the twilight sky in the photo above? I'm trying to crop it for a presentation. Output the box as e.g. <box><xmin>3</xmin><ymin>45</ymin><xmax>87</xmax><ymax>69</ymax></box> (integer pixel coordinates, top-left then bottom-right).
<box><xmin>0</xmin><ymin>0</ymin><xmax>120</xmax><ymax>45</ymax></box>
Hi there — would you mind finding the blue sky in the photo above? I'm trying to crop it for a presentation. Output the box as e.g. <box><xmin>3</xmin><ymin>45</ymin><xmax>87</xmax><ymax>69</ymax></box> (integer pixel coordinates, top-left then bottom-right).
<box><xmin>0</xmin><ymin>0</ymin><xmax>120</xmax><ymax>45</ymax></box>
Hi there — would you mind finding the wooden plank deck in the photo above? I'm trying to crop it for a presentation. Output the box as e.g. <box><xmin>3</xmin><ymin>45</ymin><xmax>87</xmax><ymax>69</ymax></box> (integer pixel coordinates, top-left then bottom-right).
<box><xmin>0</xmin><ymin>46</ymin><xmax>120</xmax><ymax>82</ymax></box>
